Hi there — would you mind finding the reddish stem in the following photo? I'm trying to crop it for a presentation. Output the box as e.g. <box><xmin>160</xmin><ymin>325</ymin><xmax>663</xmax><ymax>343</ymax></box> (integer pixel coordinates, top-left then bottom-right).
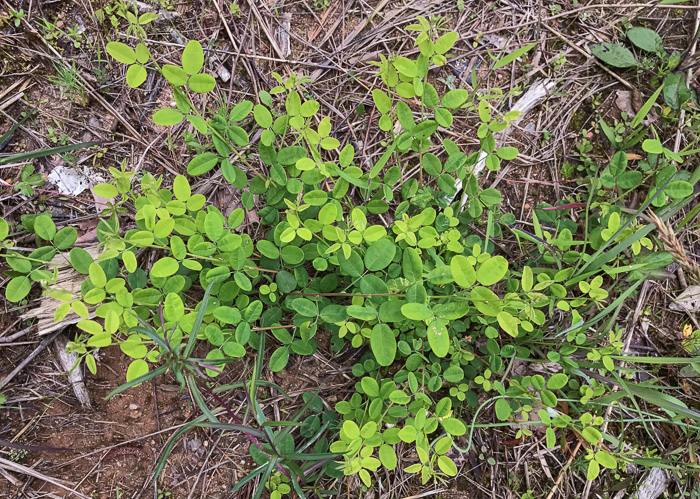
<box><xmin>204</xmin><ymin>386</ymin><xmax>292</xmax><ymax>480</ymax></box>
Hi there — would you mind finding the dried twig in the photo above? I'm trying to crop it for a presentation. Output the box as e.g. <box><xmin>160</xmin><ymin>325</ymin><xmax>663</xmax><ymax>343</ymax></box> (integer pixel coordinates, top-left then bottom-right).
<box><xmin>0</xmin><ymin>456</ymin><xmax>91</xmax><ymax>499</ymax></box>
<box><xmin>0</xmin><ymin>331</ymin><xmax>61</xmax><ymax>389</ymax></box>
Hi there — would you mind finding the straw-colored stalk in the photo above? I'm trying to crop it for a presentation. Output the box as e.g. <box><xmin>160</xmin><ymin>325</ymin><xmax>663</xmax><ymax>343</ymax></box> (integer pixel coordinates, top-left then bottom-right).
<box><xmin>648</xmin><ymin>211</ymin><xmax>700</xmax><ymax>285</ymax></box>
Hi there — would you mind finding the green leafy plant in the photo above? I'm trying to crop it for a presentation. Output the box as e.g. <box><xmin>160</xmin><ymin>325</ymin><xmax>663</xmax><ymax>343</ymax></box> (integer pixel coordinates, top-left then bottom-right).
<box><xmin>310</xmin><ymin>0</ymin><xmax>329</xmax><ymax>11</ymax></box>
<box><xmin>91</xmin><ymin>22</ymin><xmax>608</xmax><ymax>488</ymax></box>
<box><xmin>13</xmin><ymin>165</ymin><xmax>45</xmax><ymax>196</ymax></box>
<box><xmin>96</xmin><ymin>0</ymin><xmax>157</xmax><ymax>39</ymax></box>
<box><xmin>49</xmin><ymin>62</ymin><xmax>88</xmax><ymax>105</ymax></box>
<box><xmin>8</xmin><ymin>8</ymin><xmax>25</xmax><ymax>27</ymax></box>
<box><xmin>590</xmin><ymin>27</ymin><xmax>674</xmax><ymax>70</ymax></box>
<box><xmin>3</xmin><ymin>13</ymin><xmax>700</xmax><ymax>496</ymax></box>
<box><xmin>590</xmin><ymin>26</ymin><xmax>696</xmax><ymax>114</ymax></box>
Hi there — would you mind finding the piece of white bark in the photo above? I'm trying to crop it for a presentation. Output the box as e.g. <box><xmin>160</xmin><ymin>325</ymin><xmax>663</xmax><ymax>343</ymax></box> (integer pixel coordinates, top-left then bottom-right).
<box><xmin>634</xmin><ymin>467</ymin><xmax>668</xmax><ymax>499</ymax></box>
<box><xmin>53</xmin><ymin>333</ymin><xmax>91</xmax><ymax>408</ymax></box>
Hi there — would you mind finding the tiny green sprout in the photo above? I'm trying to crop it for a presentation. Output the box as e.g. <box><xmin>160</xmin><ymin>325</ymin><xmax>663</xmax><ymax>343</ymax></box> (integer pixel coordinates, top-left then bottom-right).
<box><xmin>259</xmin><ymin>282</ymin><xmax>278</xmax><ymax>302</ymax></box>
<box><xmin>14</xmin><ymin>164</ymin><xmax>45</xmax><ymax>196</ymax></box>
<box><xmin>311</xmin><ymin>0</ymin><xmax>329</xmax><ymax>11</ymax></box>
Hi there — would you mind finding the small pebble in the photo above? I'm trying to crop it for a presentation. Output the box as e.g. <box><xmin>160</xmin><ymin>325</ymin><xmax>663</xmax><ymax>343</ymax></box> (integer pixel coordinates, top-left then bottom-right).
<box><xmin>185</xmin><ymin>438</ymin><xmax>202</xmax><ymax>451</ymax></box>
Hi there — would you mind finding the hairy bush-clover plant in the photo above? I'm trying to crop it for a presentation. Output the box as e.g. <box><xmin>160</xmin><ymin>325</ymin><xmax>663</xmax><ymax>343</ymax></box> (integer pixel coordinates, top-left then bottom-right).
<box><xmin>3</xmin><ymin>15</ymin><xmax>700</xmax><ymax>492</ymax></box>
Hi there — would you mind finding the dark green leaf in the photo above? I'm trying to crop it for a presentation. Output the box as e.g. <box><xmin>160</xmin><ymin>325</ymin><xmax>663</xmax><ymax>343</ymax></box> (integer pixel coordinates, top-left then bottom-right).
<box><xmin>590</xmin><ymin>43</ymin><xmax>638</xmax><ymax>68</ymax></box>
<box><xmin>627</xmin><ymin>27</ymin><xmax>663</xmax><ymax>52</ymax></box>
<box><xmin>269</xmin><ymin>347</ymin><xmax>289</xmax><ymax>372</ymax></box>
<box><xmin>364</xmin><ymin>238</ymin><xmax>396</xmax><ymax>271</ymax></box>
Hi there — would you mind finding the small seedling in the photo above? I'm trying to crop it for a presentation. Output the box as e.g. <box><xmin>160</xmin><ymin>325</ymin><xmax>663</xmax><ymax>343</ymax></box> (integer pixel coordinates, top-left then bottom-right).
<box><xmin>14</xmin><ymin>164</ymin><xmax>45</xmax><ymax>196</ymax></box>
<box><xmin>9</xmin><ymin>8</ymin><xmax>25</xmax><ymax>27</ymax></box>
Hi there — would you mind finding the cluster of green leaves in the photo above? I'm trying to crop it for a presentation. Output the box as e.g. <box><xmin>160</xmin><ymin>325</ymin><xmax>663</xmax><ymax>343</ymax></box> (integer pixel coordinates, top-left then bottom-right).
<box><xmin>5</xmin><ymin>14</ymin><xmax>700</xmax><ymax>495</ymax></box>
<box><xmin>95</xmin><ymin>0</ymin><xmax>158</xmax><ymax>39</ymax></box>
<box><xmin>591</xmin><ymin>25</ymin><xmax>696</xmax><ymax>115</ymax></box>
<box><xmin>13</xmin><ymin>164</ymin><xmax>45</xmax><ymax>196</ymax></box>
<box><xmin>2</xmin><ymin>214</ymin><xmax>77</xmax><ymax>303</ymax></box>
<box><xmin>590</xmin><ymin>26</ymin><xmax>675</xmax><ymax>70</ymax></box>
<box><xmin>105</xmin><ymin>40</ymin><xmax>152</xmax><ymax>88</ymax></box>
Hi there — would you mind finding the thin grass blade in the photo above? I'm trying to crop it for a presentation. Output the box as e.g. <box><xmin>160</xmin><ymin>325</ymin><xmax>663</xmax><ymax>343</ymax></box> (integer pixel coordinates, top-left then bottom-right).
<box><xmin>104</xmin><ymin>364</ymin><xmax>168</xmax><ymax>400</ymax></box>
<box><xmin>0</xmin><ymin>141</ymin><xmax>103</xmax><ymax>165</ymax></box>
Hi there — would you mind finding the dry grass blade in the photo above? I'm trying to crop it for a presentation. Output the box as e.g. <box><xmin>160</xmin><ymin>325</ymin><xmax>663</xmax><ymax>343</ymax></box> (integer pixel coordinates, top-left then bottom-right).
<box><xmin>0</xmin><ymin>331</ymin><xmax>61</xmax><ymax>389</ymax></box>
<box><xmin>0</xmin><ymin>457</ymin><xmax>91</xmax><ymax>499</ymax></box>
<box><xmin>647</xmin><ymin>210</ymin><xmax>700</xmax><ymax>284</ymax></box>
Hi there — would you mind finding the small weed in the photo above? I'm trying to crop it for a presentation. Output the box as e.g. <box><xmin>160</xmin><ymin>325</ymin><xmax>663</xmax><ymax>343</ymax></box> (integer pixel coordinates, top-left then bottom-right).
<box><xmin>47</xmin><ymin>125</ymin><xmax>70</xmax><ymax>146</ymax></box>
<box><xmin>14</xmin><ymin>164</ymin><xmax>45</xmax><ymax>196</ymax></box>
<box><xmin>310</xmin><ymin>0</ymin><xmax>329</xmax><ymax>11</ymax></box>
<box><xmin>64</xmin><ymin>23</ymin><xmax>85</xmax><ymax>49</ymax></box>
<box><xmin>9</xmin><ymin>8</ymin><xmax>25</xmax><ymax>27</ymax></box>
<box><xmin>49</xmin><ymin>62</ymin><xmax>88</xmax><ymax>105</ymax></box>
<box><xmin>552</xmin><ymin>51</ymin><xmax>567</xmax><ymax>72</ymax></box>
<box><xmin>95</xmin><ymin>0</ymin><xmax>157</xmax><ymax>39</ymax></box>
<box><xmin>7</xmin><ymin>445</ymin><xmax>28</xmax><ymax>463</ymax></box>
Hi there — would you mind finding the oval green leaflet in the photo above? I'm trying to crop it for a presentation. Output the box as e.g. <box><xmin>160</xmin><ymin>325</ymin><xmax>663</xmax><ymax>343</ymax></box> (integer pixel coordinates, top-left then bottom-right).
<box><xmin>54</xmin><ymin>227</ymin><xmax>78</xmax><ymax>250</ymax></box>
<box><xmin>427</xmin><ymin>319</ymin><xmax>449</xmax><ymax>357</ymax></box>
<box><xmin>126</xmin><ymin>65</ymin><xmax>147</xmax><ymax>88</ymax></box>
<box><xmin>126</xmin><ymin>359</ymin><xmax>149</xmax><ymax>383</ymax></box>
<box><xmin>441</xmin><ymin>418</ymin><xmax>466</xmax><ymax>436</ymax></box>
<box><xmin>401</xmin><ymin>303</ymin><xmax>432</xmax><ymax>321</ymax></box>
<box><xmin>495</xmin><ymin>398</ymin><xmax>512</xmax><ymax>421</ymax></box>
<box><xmin>361</xmin><ymin>377</ymin><xmax>379</xmax><ymax>397</ymax></box>
<box><xmin>162</xmin><ymin>65</ymin><xmax>188</xmax><ymax>86</ymax></box>
<box><xmin>253</xmin><ymin>104</ymin><xmax>273</xmax><ymax>128</ymax></box>
<box><xmin>181</xmin><ymin>40</ymin><xmax>204</xmax><ymax>75</ymax></box>
<box><xmin>153</xmin><ymin>109</ymin><xmax>184</xmax><ymax>126</ymax></box>
<box><xmin>34</xmin><ymin>214</ymin><xmax>56</xmax><ymax>240</ymax></box>
<box><xmin>370</xmin><ymin>323</ymin><xmax>396</xmax><ymax>366</ymax></box>
<box><xmin>187</xmin><ymin>153</ymin><xmax>219</xmax><ymax>176</ymax></box>
<box><xmin>106</xmin><ymin>41</ymin><xmax>136</xmax><ymax>64</ymax></box>
<box><xmin>364</xmin><ymin>238</ymin><xmax>396</xmax><ymax>271</ymax></box>
<box><xmin>151</xmin><ymin>257</ymin><xmax>179</xmax><ymax>278</ymax></box>
<box><xmin>188</xmin><ymin>73</ymin><xmax>216</xmax><ymax>93</ymax></box>
<box><xmin>89</xmin><ymin>262</ymin><xmax>107</xmax><ymax>288</ymax></box>
<box><xmin>291</xmin><ymin>298</ymin><xmax>318</xmax><ymax>317</ymax></box>
<box><xmin>476</xmin><ymin>255</ymin><xmax>508</xmax><ymax>286</ymax></box>
<box><xmin>164</xmin><ymin>292</ymin><xmax>185</xmax><ymax>322</ymax></box>
<box><xmin>378</xmin><ymin>444</ymin><xmax>397</xmax><ymax>470</ymax></box>
<box><xmin>6</xmin><ymin>276</ymin><xmax>31</xmax><ymax>302</ymax></box>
